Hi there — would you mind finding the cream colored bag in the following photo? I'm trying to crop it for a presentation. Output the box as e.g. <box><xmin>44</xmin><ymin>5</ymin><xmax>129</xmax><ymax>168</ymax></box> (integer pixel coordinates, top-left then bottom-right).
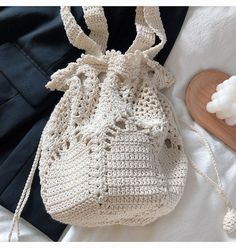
<box><xmin>9</xmin><ymin>6</ymin><xmax>189</xmax><ymax>240</ymax></box>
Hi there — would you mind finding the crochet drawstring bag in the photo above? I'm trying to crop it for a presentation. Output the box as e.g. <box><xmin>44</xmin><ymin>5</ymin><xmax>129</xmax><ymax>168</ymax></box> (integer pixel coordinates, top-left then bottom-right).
<box><xmin>8</xmin><ymin>6</ymin><xmax>235</xmax><ymax>241</ymax></box>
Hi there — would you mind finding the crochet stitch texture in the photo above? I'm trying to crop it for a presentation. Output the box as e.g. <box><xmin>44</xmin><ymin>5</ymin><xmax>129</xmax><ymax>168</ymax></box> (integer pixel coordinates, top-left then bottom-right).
<box><xmin>22</xmin><ymin>6</ymin><xmax>188</xmax><ymax>227</ymax></box>
<box><xmin>9</xmin><ymin>8</ymin><xmax>236</xmax><ymax>241</ymax></box>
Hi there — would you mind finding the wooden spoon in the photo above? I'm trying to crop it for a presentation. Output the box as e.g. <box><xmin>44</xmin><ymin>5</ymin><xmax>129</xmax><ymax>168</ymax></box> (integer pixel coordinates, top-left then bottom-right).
<box><xmin>185</xmin><ymin>69</ymin><xmax>236</xmax><ymax>152</ymax></box>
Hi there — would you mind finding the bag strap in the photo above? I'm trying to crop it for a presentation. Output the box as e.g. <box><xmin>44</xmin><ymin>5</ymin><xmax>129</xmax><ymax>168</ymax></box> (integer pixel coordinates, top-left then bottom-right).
<box><xmin>126</xmin><ymin>6</ymin><xmax>167</xmax><ymax>59</ymax></box>
<box><xmin>60</xmin><ymin>6</ymin><xmax>106</xmax><ymax>56</ymax></box>
<box><xmin>61</xmin><ymin>6</ymin><xmax>166</xmax><ymax>59</ymax></box>
<box><xmin>82</xmin><ymin>6</ymin><xmax>109</xmax><ymax>53</ymax></box>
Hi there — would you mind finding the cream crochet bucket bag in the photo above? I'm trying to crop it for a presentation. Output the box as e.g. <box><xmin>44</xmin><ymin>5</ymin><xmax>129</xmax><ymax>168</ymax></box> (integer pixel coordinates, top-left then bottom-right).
<box><xmin>9</xmin><ymin>6</ymin><xmax>190</xmax><ymax>240</ymax></box>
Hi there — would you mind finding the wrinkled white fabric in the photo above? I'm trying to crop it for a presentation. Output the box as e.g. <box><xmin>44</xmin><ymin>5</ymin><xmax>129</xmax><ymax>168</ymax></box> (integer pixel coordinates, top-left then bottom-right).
<box><xmin>1</xmin><ymin>6</ymin><xmax>236</xmax><ymax>241</ymax></box>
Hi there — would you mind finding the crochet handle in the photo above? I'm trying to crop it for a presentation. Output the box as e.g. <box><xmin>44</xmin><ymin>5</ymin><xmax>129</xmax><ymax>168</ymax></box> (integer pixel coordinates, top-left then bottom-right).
<box><xmin>82</xmin><ymin>7</ymin><xmax>109</xmax><ymax>53</ymax></box>
<box><xmin>60</xmin><ymin>6</ymin><xmax>108</xmax><ymax>56</ymax></box>
<box><xmin>126</xmin><ymin>6</ymin><xmax>166</xmax><ymax>59</ymax></box>
<box><xmin>60</xmin><ymin>6</ymin><xmax>166</xmax><ymax>59</ymax></box>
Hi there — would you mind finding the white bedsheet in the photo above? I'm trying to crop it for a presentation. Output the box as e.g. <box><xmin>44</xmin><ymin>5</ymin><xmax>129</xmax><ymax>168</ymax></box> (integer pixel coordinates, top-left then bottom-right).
<box><xmin>1</xmin><ymin>6</ymin><xmax>236</xmax><ymax>242</ymax></box>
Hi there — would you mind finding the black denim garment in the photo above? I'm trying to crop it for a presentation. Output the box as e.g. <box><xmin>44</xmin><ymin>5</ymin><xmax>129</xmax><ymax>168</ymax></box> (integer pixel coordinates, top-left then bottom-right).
<box><xmin>0</xmin><ymin>6</ymin><xmax>188</xmax><ymax>241</ymax></box>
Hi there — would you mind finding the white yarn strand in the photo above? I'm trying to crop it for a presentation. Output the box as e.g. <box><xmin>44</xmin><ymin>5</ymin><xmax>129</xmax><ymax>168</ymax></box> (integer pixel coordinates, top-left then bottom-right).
<box><xmin>185</xmin><ymin>124</ymin><xmax>236</xmax><ymax>234</ymax></box>
<box><xmin>8</xmin><ymin>138</ymin><xmax>42</xmax><ymax>242</ymax></box>
<box><xmin>158</xmin><ymin>91</ymin><xmax>236</xmax><ymax>234</ymax></box>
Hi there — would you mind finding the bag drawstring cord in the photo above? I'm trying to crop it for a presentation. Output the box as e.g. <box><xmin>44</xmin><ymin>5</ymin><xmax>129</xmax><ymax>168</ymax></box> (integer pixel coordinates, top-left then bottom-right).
<box><xmin>8</xmin><ymin>138</ymin><xmax>43</xmax><ymax>242</ymax></box>
<box><xmin>159</xmin><ymin>91</ymin><xmax>236</xmax><ymax>234</ymax></box>
<box><xmin>182</xmin><ymin>121</ymin><xmax>236</xmax><ymax>234</ymax></box>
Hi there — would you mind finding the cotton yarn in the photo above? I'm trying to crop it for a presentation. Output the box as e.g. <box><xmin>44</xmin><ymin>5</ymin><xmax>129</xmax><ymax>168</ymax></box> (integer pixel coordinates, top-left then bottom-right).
<box><xmin>39</xmin><ymin>6</ymin><xmax>188</xmax><ymax>226</ymax></box>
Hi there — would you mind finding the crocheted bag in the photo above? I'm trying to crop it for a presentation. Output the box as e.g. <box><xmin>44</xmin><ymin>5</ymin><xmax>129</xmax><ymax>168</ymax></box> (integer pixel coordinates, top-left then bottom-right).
<box><xmin>9</xmin><ymin>6</ymin><xmax>188</xmax><ymax>239</ymax></box>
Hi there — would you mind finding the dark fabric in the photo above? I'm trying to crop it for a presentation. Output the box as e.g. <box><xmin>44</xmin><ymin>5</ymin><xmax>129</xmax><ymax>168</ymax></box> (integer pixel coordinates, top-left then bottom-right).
<box><xmin>0</xmin><ymin>6</ymin><xmax>188</xmax><ymax>241</ymax></box>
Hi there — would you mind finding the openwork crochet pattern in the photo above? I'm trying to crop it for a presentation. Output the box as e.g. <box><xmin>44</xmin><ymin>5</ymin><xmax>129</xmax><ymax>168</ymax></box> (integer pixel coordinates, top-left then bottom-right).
<box><xmin>36</xmin><ymin>6</ymin><xmax>188</xmax><ymax>226</ymax></box>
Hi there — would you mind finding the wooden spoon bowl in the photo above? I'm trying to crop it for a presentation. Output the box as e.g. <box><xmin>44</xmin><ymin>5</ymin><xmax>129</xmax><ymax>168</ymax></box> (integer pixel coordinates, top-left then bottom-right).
<box><xmin>185</xmin><ymin>69</ymin><xmax>236</xmax><ymax>152</ymax></box>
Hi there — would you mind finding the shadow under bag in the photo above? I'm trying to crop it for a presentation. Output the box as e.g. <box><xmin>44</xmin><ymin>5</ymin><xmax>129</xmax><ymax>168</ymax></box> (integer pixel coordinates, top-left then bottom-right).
<box><xmin>9</xmin><ymin>6</ymin><xmax>189</xmax><ymax>240</ymax></box>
